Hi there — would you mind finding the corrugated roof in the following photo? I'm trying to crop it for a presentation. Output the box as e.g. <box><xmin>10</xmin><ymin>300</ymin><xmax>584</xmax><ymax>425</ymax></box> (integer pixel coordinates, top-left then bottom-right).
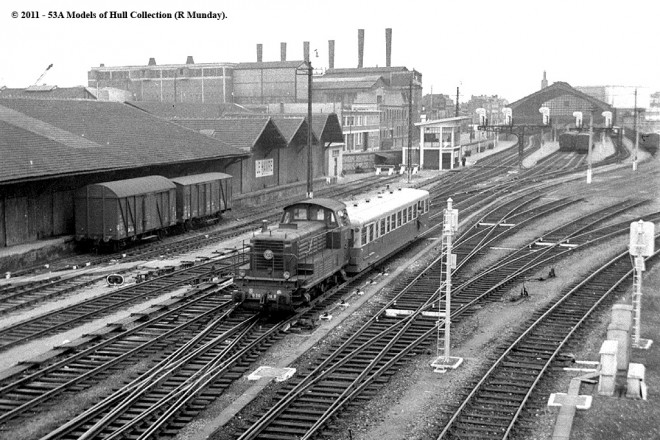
<box><xmin>92</xmin><ymin>175</ymin><xmax>175</xmax><ymax>198</ymax></box>
<box><xmin>169</xmin><ymin>172</ymin><xmax>232</xmax><ymax>186</ymax></box>
<box><xmin>0</xmin><ymin>99</ymin><xmax>249</xmax><ymax>184</ymax></box>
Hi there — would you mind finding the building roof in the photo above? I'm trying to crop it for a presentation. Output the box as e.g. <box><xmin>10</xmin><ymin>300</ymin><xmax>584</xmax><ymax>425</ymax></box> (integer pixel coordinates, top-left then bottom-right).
<box><xmin>0</xmin><ymin>99</ymin><xmax>249</xmax><ymax>185</ymax></box>
<box><xmin>234</xmin><ymin>60</ymin><xmax>310</xmax><ymax>70</ymax></box>
<box><xmin>0</xmin><ymin>86</ymin><xmax>97</xmax><ymax>100</ymax></box>
<box><xmin>174</xmin><ymin>118</ymin><xmax>287</xmax><ymax>151</ymax></box>
<box><xmin>128</xmin><ymin>101</ymin><xmax>250</xmax><ymax>119</ymax></box>
<box><xmin>279</xmin><ymin>113</ymin><xmax>344</xmax><ymax>144</ymax></box>
<box><xmin>508</xmin><ymin>81</ymin><xmax>612</xmax><ymax>112</ymax></box>
<box><xmin>170</xmin><ymin>172</ymin><xmax>232</xmax><ymax>186</ymax></box>
<box><xmin>324</xmin><ymin>67</ymin><xmax>410</xmax><ymax>77</ymax></box>
<box><xmin>313</xmin><ymin>76</ymin><xmax>386</xmax><ymax>91</ymax></box>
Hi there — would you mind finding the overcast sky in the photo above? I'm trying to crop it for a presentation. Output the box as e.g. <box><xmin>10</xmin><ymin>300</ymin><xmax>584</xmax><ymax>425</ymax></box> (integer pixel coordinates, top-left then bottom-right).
<box><xmin>1</xmin><ymin>0</ymin><xmax>658</xmax><ymax>104</ymax></box>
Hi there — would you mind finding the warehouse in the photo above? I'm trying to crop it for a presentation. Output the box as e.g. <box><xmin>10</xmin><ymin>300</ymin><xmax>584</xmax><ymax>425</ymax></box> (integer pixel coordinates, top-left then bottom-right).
<box><xmin>0</xmin><ymin>99</ymin><xmax>248</xmax><ymax>248</ymax></box>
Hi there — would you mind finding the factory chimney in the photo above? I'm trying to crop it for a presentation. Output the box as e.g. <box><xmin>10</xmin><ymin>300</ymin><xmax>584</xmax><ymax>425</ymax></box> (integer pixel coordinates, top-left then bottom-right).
<box><xmin>328</xmin><ymin>40</ymin><xmax>335</xmax><ymax>69</ymax></box>
<box><xmin>385</xmin><ymin>28</ymin><xmax>392</xmax><ymax>67</ymax></box>
<box><xmin>358</xmin><ymin>29</ymin><xmax>364</xmax><ymax>68</ymax></box>
<box><xmin>281</xmin><ymin>42</ymin><xmax>287</xmax><ymax>61</ymax></box>
<box><xmin>257</xmin><ymin>44</ymin><xmax>263</xmax><ymax>62</ymax></box>
<box><xmin>303</xmin><ymin>41</ymin><xmax>310</xmax><ymax>62</ymax></box>
<box><xmin>148</xmin><ymin>57</ymin><xmax>157</xmax><ymax>66</ymax></box>
<box><xmin>186</xmin><ymin>56</ymin><xmax>194</xmax><ymax>64</ymax></box>
<box><xmin>541</xmin><ymin>70</ymin><xmax>548</xmax><ymax>89</ymax></box>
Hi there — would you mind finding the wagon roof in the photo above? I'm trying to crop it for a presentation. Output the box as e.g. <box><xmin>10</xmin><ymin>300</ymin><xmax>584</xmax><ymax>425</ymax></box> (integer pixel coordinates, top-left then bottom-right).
<box><xmin>283</xmin><ymin>198</ymin><xmax>347</xmax><ymax>212</ymax></box>
<box><xmin>91</xmin><ymin>175</ymin><xmax>175</xmax><ymax>198</ymax></box>
<box><xmin>169</xmin><ymin>172</ymin><xmax>232</xmax><ymax>186</ymax></box>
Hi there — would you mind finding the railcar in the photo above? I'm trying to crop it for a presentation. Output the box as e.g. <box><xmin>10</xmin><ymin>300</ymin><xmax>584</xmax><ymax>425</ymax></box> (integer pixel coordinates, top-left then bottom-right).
<box><xmin>233</xmin><ymin>187</ymin><xmax>430</xmax><ymax>313</ymax></box>
<box><xmin>170</xmin><ymin>172</ymin><xmax>232</xmax><ymax>229</ymax></box>
<box><xmin>75</xmin><ymin>176</ymin><xmax>177</xmax><ymax>248</ymax></box>
<box><xmin>75</xmin><ymin>172</ymin><xmax>233</xmax><ymax>249</ymax></box>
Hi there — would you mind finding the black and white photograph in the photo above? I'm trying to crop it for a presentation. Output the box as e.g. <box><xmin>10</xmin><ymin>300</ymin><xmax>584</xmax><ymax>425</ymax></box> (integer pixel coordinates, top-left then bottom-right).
<box><xmin>0</xmin><ymin>0</ymin><xmax>659</xmax><ymax>439</ymax></box>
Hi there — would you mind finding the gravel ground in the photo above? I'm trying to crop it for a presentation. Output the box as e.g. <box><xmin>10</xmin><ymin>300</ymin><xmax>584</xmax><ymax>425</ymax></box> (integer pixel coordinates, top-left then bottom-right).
<box><xmin>201</xmin><ymin>156</ymin><xmax>659</xmax><ymax>440</ymax></box>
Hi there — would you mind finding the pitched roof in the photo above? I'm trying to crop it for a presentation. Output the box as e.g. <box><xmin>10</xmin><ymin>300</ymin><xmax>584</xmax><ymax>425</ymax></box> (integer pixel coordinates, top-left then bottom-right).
<box><xmin>221</xmin><ymin>114</ymin><xmax>319</xmax><ymax>146</ymax></box>
<box><xmin>174</xmin><ymin>118</ymin><xmax>287</xmax><ymax>151</ymax></box>
<box><xmin>278</xmin><ymin>113</ymin><xmax>343</xmax><ymax>144</ymax></box>
<box><xmin>0</xmin><ymin>86</ymin><xmax>96</xmax><ymax>100</ymax></box>
<box><xmin>508</xmin><ymin>81</ymin><xmax>612</xmax><ymax>111</ymax></box>
<box><xmin>128</xmin><ymin>101</ymin><xmax>250</xmax><ymax>119</ymax></box>
<box><xmin>0</xmin><ymin>99</ymin><xmax>249</xmax><ymax>184</ymax></box>
<box><xmin>313</xmin><ymin>76</ymin><xmax>385</xmax><ymax>91</ymax></box>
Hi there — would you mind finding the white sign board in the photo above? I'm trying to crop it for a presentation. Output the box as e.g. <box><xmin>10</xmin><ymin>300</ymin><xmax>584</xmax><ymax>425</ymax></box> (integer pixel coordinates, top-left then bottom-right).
<box><xmin>255</xmin><ymin>158</ymin><xmax>274</xmax><ymax>177</ymax></box>
<box><xmin>629</xmin><ymin>221</ymin><xmax>655</xmax><ymax>257</ymax></box>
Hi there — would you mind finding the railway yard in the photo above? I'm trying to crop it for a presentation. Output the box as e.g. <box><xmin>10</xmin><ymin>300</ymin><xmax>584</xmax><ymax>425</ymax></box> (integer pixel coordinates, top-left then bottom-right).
<box><xmin>0</xmin><ymin>136</ymin><xmax>658</xmax><ymax>440</ymax></box>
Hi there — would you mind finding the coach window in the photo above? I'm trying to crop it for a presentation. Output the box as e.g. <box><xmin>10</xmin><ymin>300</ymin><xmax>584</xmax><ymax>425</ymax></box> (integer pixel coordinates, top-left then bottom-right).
<box><xmin>368</xmin><ymin>224</ymin><xmax>374</xmax><ymax>242</ymax></box>
<box><xmin>403</xmin><ymin>208</ymin><xmax>408</xmax><ymax>224</ymax></box>
<box><xmin>426</xmin><ymin>200</ymin><xmax>429</xmax><ymax>212</ymax></box>
<box><xmin>413</xmin><ymin>204</ymin><xmax>417</xmax><ymax>218</ymax></box>
<box><xmin>397</xmin><ymin>211</ymin><xmax>402</xmax><ymax>227</ymax></box>
<box><xmin>380</xmin><ymin>218</ymin><xmax>386</xmax><ymax>235</ymax></box>
<box><xmin>361</xmin><ymin>227</ymin><xmax>367</xmax><ymax>245</ymax></box>
<box><xmin>408</xmin><ymin>206</ymin><xmax>413</xmax><ymax>220</ymax></box>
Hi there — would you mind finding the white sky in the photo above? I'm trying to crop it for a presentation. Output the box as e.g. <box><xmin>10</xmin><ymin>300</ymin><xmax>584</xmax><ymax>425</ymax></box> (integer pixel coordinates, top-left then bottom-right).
<box><xmin>1</xmin><ymin>0</ymin><xmax>658</xmax><ymax>103</ymax></box>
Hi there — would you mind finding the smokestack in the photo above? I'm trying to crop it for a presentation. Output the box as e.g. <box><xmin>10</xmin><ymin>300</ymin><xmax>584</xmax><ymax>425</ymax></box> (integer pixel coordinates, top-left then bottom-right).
<box><xmin>148</xmin><ymin>57</ymin><xmax>156</xmax><ymax>66</ymax></box>
<box><xmin>385</xmin><ymin>28</ymin><xmax>392</xmax><ymax>67</ymax></box>
<box><xmin>257</xmin><ymin>44</ymin><xmax>263</xmax><ymax>62</ymax></box>
<box><xmin>358</xmin><ymin>29</ymin><xmax>364</xmax><ymax>68</ymax></box>
<box><xmin>281</xmin><ymin>42</ymin><xmax>287</xmax><ymax>61</ymax></box>
<box><xmin>328</xmin><ymin>40</ymin><xmax>335</xmax><ymax>69</ymax></box>
<box><xmin>303</xmin><ymin>41</ymin><xmax>310</xmax><ymax>62</ymax></box>
<box><xmin>186</xmin><ymin>56</ymin><xmax>194</xmax><ymax>64</ymax></box>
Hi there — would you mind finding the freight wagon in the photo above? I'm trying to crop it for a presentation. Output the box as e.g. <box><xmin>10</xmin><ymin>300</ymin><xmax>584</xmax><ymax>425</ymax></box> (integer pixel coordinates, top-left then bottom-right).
<box><xmin>75</xmin><ymin>173</ymin><xmax>232</xmax><ymax>249</ymax></box>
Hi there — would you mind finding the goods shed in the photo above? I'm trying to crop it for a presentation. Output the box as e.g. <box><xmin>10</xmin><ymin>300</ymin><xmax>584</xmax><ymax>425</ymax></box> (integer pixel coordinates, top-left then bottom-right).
<box><xmin>0</xmin><ymin>99</ymin><xmax>248</xmax><ymax>248</ymax></box>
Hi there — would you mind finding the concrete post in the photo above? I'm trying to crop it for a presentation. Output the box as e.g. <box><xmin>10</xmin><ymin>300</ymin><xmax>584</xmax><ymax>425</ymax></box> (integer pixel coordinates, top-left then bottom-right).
<box><xmin>598</xmin><ymin>340</ymin><xmax>618</xmax><ymax>396</ymax></box>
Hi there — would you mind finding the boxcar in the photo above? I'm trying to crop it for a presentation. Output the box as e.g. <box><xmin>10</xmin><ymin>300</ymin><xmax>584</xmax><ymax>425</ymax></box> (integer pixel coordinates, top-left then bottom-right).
<box><xmin>558</xmin><ymin>132</ymin><xmax>576</xmax><ymax>151</ymax></box>
<box><xmin>170</xmin><ymin>173</ymin><xmax>232</xmax><ymax>227</ymax></box>
<box><xmin>575</xmin><ymin>133</ymin><xmax>590</xmax><ymax>153</ymax></box>
<box><xmin>75</xmin><ymin>175</ymin><xmax>177</xmax><ymax>245</ymax></box>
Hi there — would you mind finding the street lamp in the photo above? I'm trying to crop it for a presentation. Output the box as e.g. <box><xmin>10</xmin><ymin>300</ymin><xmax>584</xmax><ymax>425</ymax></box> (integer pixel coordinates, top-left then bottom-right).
<box><xmin>296</xmin><ymin>61</ymin><xmax>314</xmax><ymax>198</ymax></box>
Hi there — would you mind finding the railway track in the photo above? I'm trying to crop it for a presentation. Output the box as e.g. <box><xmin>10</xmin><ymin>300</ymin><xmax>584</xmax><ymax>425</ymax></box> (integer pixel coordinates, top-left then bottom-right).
<box><xmin>437</xmin><ymin>237</ymin><xmax>660</xmax><ymax>440</ymax></box>
<box><xmin>0</xmin><ymin>257</ymin><xmax>238</xmax><ymax>351</ymax></box>
<box><xmin>231</xmin><ymin>199</ymin><xmax>652</xmax><ymax>439</ymax></box>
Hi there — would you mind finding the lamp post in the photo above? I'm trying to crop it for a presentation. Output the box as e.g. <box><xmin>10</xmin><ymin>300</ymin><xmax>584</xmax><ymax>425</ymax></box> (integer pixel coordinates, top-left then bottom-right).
<box><xmin>297</xmin><ymin>61</ymin><xmax>314</xmax><ymax>198</ymax></box>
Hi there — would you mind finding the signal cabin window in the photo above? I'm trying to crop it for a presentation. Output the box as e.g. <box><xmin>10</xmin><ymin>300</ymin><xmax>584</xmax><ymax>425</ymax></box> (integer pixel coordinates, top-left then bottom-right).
<box><xmin>397</xmin><ymin>211</ymin><xmax>402</xmax><ymax>227</ymax></box>
<box><xmin>380</xmin><ymin>219</ymin><xmax>386</xmax><ymax>235</ymax></box>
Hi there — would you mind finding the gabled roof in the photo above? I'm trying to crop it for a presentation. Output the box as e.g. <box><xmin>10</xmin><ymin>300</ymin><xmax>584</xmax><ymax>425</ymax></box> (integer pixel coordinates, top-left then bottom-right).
<box><xmin>0</xmin><ymin>86</ymin><xmax>97</xmax><ymax>100</ymax></box>
<box><xmin>128</xmin><ymin>101</ymin><xmax>250</xmax><ymax>119</ymax></box>
<box><xmin>174</xmin><ymin>118</ymin><xmax>287</xmax><ymax>151</ymax></box>
<box><xmin>0</xmin><ymin>99</ymin><xmax>249</xmax><ymax>185</ymax></box>
<box><xmin>508</xmin><ymin>81</ymin><xmax>612</xmax><ymax>111</ymax></box>
<box><xmin>270</xmin><ymin>116</ymin><xmax>318</xmax><ymax>145</ymax></box>
<box><xmin>280</xmin><ymin>113</ymin><xmax>343</xmax><ymax>144</ymax></box>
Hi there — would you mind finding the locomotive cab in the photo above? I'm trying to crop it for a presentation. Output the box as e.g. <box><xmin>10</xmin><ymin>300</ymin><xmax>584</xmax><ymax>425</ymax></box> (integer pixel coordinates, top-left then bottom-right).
<box><xmin>234</xmin><ymin>199</ymin><xmax>351</xmax><ymax>312</ymax></box>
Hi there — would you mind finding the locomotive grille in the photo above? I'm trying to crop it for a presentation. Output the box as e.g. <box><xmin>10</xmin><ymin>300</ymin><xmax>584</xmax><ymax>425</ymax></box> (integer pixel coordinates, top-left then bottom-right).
<box><xmin>252</xmin><ymin>240</ymin><xmax>285</xmax><ymax>270</ymax></box>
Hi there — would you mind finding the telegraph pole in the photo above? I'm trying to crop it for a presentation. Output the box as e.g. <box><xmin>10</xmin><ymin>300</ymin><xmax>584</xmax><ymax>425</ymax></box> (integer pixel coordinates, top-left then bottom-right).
<box><xmin>407</xmin><ymin>77</ymin><xmax>413</xmax><ymax>183</ymax></box>
<box><xmin>633</xmin><ymin>88</ymin><xmax>639</xmax><ymax>172</ymax></box>
<box><xmin>455</xmin><ymin>87</ymin><xmax>459</xmax><ymax>117</ymax></box>
<box><xmin>307</xmin><ymin>62</ymin><xmax>313</xmax><ymax>198</ymax></box>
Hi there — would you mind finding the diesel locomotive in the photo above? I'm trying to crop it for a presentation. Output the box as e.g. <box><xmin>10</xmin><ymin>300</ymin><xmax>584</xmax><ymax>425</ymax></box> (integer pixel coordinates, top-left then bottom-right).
<box><xmin>233</xmin><ymin>187</ymin><xmax>431</xmax><ymax>312</ymax></box>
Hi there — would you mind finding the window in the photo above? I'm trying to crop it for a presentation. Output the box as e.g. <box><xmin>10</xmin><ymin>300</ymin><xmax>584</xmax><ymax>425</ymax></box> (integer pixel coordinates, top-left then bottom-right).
<box><xmin>293</xmin><ymin>207</ymin><xmax>308</xmax><ymax>220</ymax></box>
<box><xmin>408</xmin><ymin>206</ymin><xmax>413</xmax><ymax>220</ymax></box>
<box><xmin>380</xmin><ymin>219</ymin><xmax>386</xmax><ymax>235</ymax></box>
<box><xmin>368</xmin><ymin>224</ymin><xmax>374</xmax><ymax>243</ymax></box>
<box><xmin>413</xmin><ymin>204</ymin><xmax>417</xmax><ymax>218</ymax></box>
<box><xmin>397</xmin><ymin>211</ymin><xmax>402</xmax><ymax>227</ymax></box>
<box><xmin>361</xmin><ymin>227</ymin><xmax>367</xmax><ymax>245</ymax></box>
<box><xmin>403</xmin><ymin>208</ymin><xmax>408</xmax><ymax>224</ymax></box>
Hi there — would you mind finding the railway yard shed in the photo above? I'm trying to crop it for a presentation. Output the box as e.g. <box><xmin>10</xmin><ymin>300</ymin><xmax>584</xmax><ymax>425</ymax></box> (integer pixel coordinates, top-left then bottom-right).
<box><xmin>0</xmin><ymin>98</ymin><xmax>249</xmax><ymax>249</ymax></box>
